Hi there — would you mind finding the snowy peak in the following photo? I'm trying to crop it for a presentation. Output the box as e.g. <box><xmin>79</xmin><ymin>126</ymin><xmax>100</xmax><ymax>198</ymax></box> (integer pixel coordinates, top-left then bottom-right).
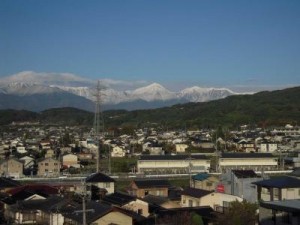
<box><xmin>0</xmin><ymin>82</ymin><xmax>65</xmax><ymax>96</ymax></box>
<box><xmin>180</xmin><ymin>86</ymin><xmax>236</xmax><ymax>102</ymax></box>
<box><xmin>0</xmin><ymin>71</ymin><xmax>93</xmax><ymax>87</ymax></box>
<box><xmin>131</xmin><ymin>83</ymin><xmax>177</xmax><ymax>101</ymax></box>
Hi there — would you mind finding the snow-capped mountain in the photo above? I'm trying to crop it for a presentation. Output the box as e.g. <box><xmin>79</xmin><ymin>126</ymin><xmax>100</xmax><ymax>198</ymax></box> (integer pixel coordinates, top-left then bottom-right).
<box><xmin>0</xmin><ymin>71</ymin><xmax>241</xmax><ymax>111</ymax></box>
<box><xmin>129</xmin><ymin>83</ymin><xmax>178</xmax><ymax>101</ymax></box>
<box><xmin>0</xmin><ymin>71</ymin><xmax>93</xmax><ymax>86</ymax></box>
<box><xmin>179</xmin><ymin>86</ymin><xmax>237</xmax><ymax>102</ymax></box>
<box><xmin>0</xmin><ymin>83</ymin><xmax>65</xmax><ymax>95</ymax></box>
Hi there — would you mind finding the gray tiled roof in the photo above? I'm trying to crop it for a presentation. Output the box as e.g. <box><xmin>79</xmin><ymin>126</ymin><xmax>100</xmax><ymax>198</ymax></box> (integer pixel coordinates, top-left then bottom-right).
<box><xmin>181</xmin><ymin>187</ymin><xmax>212</xmax><ymax>198</ymax></box>
<box><xmin>139</xmin><ymin>155</ymin><xmax>208</xmax><ymax>160</ymax></box>
<box><xmin>85</xmin><ymin>172</ymin><xmax>115</xmax><ymax>183</ymax></box>
<box><xmin>222</xmin><ymin>153</ymin><xmax>275</xmax><ymax>158</ymax></box>
<box><xmin>133</xmin><ymin>179</ymin><xmax>171</xmax><ymax>188</ymax></box>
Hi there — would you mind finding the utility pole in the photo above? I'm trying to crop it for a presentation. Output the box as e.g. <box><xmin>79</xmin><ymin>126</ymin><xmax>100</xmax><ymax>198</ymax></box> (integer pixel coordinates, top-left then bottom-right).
<box><xmin>74</xmin><ymin>181</ymin><xmax>94</xmax><ymax>225</ymax></box>
<box><xmin>108</xmin><ymin>145</ymin><xmax>111</xmax><ymax>175</ymax></box>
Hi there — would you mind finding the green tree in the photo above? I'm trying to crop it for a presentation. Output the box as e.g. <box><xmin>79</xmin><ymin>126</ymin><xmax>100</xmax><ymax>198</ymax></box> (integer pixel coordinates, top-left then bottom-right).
<box><xmin>215</xmin><ymin>200</ymin><xmax>258</xmax><ymax>225</ymax></box>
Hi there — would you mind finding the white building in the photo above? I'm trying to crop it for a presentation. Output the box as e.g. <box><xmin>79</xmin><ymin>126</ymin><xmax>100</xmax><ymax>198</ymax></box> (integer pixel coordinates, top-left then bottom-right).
<box><xmin>181</xmin><ymin>187</ymin><xmax>243</xmax><ymax>210</ymax></box>
<box><xmin>219</xmin><ymin>153</ymin><xmax>278</xmax><ymax>172</ymax></box>
<box><xmin>111</xmin><ymin>146</ymin><xmax>126</xmax><ymax>157</ymax></box>
<box><xmin>260</xmin><ymin>142</ymin><xmax>278</xmax><ymax>153</ymax></box>
<box><xmin>137</xmin><ymin>155</ymin><xmax>210</xmax><ymax>174</ymax></box>
<box><xmin>175</xmin><ymin>144</ymin><xmax>188</xmax><ymax>153</ymax></box>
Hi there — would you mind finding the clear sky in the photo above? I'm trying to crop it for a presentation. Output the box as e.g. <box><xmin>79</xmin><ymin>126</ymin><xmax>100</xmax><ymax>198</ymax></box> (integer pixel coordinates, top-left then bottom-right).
<box><xmin>0</xmin><ymin>0</ymin><xmax>299</xmax><ymax>91</ymax></box>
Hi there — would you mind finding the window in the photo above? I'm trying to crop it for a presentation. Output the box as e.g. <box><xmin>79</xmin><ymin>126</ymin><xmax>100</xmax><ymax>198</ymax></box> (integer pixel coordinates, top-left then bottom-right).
<box><xmin>45</xmin><ymin>163</ymin><xmax>49</xmax><ymax>166</ymax></box>
<box><xmin>105</xmin><ymin>183</ymin><xmax>110</xmax><ymax>188</ymax></box>
<box><xmin>223</xmin><ymin>201</ymin><xmax>230</xmax><ymax>207</ymax></box>
<box><xmin>206</xmin><ymin>182</ymin><xmax>212</xmax><ymax>187</ymax></box>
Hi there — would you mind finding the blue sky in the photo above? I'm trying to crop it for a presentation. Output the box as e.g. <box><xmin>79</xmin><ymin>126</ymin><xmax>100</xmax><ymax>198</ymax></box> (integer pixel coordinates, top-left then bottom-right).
<box><xmin>0</xmin><ymin>0</ymin><xmax>299</xmax><ymax>91</ymax></box>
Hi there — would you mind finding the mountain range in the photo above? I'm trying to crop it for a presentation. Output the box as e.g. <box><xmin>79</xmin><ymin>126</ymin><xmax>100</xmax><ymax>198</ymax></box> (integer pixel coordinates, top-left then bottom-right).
<box><xmin>0</xmin><ymin>86</ymin><xmax>299</xmax><ymax>127</ymax></box>
<box><xmin>0</xmin><ymin>71</ymin><xmax>240</xmax><ymax>111</ymax></box>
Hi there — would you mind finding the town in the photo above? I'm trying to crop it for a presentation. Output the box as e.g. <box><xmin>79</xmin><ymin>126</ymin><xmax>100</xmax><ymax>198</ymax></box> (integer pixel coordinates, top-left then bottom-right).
<box><xmin>0</xmin><ymin>122</ymin><xmax>299</xmax><ymax>224</ymax></box>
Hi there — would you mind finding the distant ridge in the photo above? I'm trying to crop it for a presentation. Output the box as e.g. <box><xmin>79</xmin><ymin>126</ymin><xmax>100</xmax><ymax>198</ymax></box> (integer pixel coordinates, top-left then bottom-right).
<box><xmin>1</xmin><ymin>86</ymin><xmax>299</xmax><ymax>128</ymax></box>
<box><xmin>0</xmin><ymin>71</ymin><xmax>240</xmax><ymax>111</ymax></box>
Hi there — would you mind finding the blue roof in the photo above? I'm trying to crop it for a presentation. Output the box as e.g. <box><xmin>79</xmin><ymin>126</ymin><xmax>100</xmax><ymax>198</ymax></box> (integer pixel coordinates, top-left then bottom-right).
<box><xmin>192</xmin><ymin>173</ymin><xmax>210</xmax><ymax>181</ymax></box>
<box><xmin>253</xmin><ymin>176</ymin><xmax>300</xmax><ymax>188</ymax></box>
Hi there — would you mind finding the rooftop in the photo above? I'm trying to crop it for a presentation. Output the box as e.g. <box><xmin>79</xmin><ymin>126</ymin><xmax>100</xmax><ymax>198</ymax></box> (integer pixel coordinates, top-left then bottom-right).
<box><xmin>85</xmin><ymin>172</ymin><xmax>115</xmax><ymax>183</ymax></box>
<box><xmin>253</xmin><ymin>176</ymin><xmax>300</xmax><ymax>188</ymax></box>
<box><xmin>260</xmin><ymin>199</ymin><xmax>300</xmax><ymax>213</ymax></box>
<box><xmin>133</xmin><ymin>179</ymin><xmax>171</xmax><ymax>189</ymax></box>
<box><xmin>181</xmin><ymin>187</ymin><xmax>212</xmax><ymax>198</ymax></box>
<box><xmin>139</xmin><ymin>154</ymin><xmax>208</xmax><ymax>161</ymax></box>
<box><xmin>232</xmin><ymin>170</ymin><xmax>261</xmax><ymax>178</ymax></box>
<box><xmin>221</xmin><ymin>153</ymin><xmax>275</xmax><ymax>158</ymax></box>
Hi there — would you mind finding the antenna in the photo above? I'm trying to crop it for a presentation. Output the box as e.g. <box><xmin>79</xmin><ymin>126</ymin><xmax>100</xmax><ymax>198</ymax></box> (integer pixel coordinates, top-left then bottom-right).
<box><xmin>93</xmin><ymin>80</ymin><xmax>105</xmax><ymax>173</ymax></box>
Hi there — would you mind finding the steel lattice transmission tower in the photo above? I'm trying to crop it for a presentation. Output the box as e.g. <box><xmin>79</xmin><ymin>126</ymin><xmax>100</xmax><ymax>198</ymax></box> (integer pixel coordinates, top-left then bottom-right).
<box><xmin>93</xmin><ymin>80</ymin><xmax>105</xmax><ymax>173</ymax></box>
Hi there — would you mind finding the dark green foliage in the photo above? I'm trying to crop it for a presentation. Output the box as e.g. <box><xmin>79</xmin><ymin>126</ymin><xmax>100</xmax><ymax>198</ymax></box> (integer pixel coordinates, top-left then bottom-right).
<box><xmin>0</xmin><ymin>109</ymin><xmax>38</xmax><ymax>125</ymax></box>
<box><xmin>214</xmin><ymin>200</ymin><xmax>258</xmax><ymax>225</ymax></box>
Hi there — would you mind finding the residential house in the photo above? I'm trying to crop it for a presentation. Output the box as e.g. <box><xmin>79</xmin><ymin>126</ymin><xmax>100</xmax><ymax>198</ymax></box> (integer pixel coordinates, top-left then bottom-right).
<box><xmin>191</xmin><ymin>140</ymin><xmax>214</xmax><ymax>149</ymax></box>
<box><xmin>181</xmin><ymin>187</ymin><xmax>243</xmax><ymax>212</ymax></box>
<box><xmin>19</xmin><ymin>156</ymin><xmax>35</xmax><ymax>170</ymax></box>
<box><xmin>253</xmin><ymin>176</ymin><xmax>300</xmax><ymax>201</ymax></box>
<box><xmin>260</xmin><ymin>142</ymin><xmax>278</xmax><ymax>153</ymax></box>
<box><xmin>237</xmin><ymin>139</ymin><xmax>256</xmax><ymax>152</ymax></box>
<box><xmin>127</xmin><ymin>179</ymin><xmax>171</xmax><ymax>198</ymax></box>
<box><xmin>37</xmin><ymin>158</ymin><xmax>60</xmax><ymax>177</ymax></box>
<box><xmin>111</xmin><ymin>146</ymin><xmax>126</xmax><ymax>157</ymax></box>
<box><xmin>0</xmin><ymin>158</ymin><xmax>23</xmax><ymax>178</ymax></box>
<box><xmin>219</xmin><ymin>153</ymin><xmax>278</xmax><ymax>172</ymax></box>
<box><xmin>220</xmin><ymin>169</ymin><xmax>263</xmax><ymax>203</ymax></box>
<box><xmin>77</xmin><ymin>152</ymin><xmax>93</xmax><ymax>161</ymax></box>
<box><xmin>191</xmin><ymin>173</ymin><xmax>219</xmax><ymax>191</ymax></box>
<box><xmin>45</xmin><ymin>149</ymin><xmax>55</xmax><ymax>158</ymax></box>
<box><xmin>16</xmin><ymin>146</ymin><xmax>27</xmax><ymax>154</ymax></box>
<box><xmin>143</xmin><ymin>141</ymin><xmax>163</xmax><ymax>155</ymax></box>
<box><xmin>85</xmin><ymin>172</ymin><xmax>116</xmax><ymax>194</ymax></box>
<box><xmin>143</xmin><ymin>194</ymin><xmax>180</xmax><ymax>209</ymax></box>
<box><xmin>259</xmin><ymin>199</ymin><xmax>300</xmax><ymax>225</ymax></box>
<box><xmin>175</xmin><ymin>143</ymin><xmax>188</xmax><ymax>153</ymax></box>
<box><xmin>284</xmin><ymin>151</ymin><xmax>300</xmax><ymax>169</ymax></box>
<box><xmin>102</xmin><ymin>191</ymin><xmax>150</xmax><ymax>217</ymax></box>
<box><xmin>271</xmin><ymin>125</ymin><xmax>300</xmax><ymax>137</ymax></box>
<box><xmin>63</xmin><ymin>202</ymin><xmax>148</xmax><ymax>225</ymax></box>
<box><xmin>137</xmin><ymin>155</ymin><xmax>210</xmax><ymax>174</ymax></box>
<box><xmin>40</xmin><ymin>141</ymin><xmax>51</xmax><ymax>150</ymax></box>
<box><xmin>180</xmin><ymin>188</ymin><xmax>212</xmax><ymax>207</ymax></box>
<box><xmin>62</xmin><ymin>153</ymin><xmax>80</xmax><ymax>168</ymax></box>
